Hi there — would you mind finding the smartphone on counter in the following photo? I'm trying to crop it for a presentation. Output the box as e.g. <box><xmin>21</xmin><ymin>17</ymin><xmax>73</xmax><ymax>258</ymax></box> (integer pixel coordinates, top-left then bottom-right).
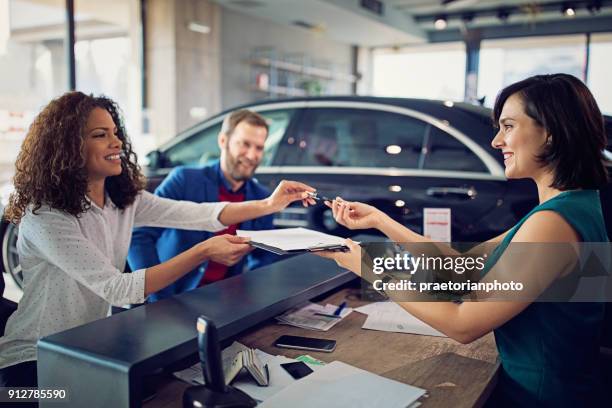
<box><xmin>274</xmin><ymin>335</ymin><xmax>336</xmax><ymax>353</ymax></box>
<box><xmin>280</xmin><ymin>361</ymin><xmax>314</xmax><ymax>379</ymax></box>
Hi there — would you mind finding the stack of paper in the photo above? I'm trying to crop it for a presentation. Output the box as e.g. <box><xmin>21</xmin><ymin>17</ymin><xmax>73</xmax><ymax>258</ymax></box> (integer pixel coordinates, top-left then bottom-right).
<box><xmin>259</xmin><ymin>361</ymin><xmax>426</xmax><ymax>408</ymax></box>
<box><xmin>242</xmin><ymin>348</ymin><xmax>269</xmax><ymax>386</ymax></box>
<box><xmin>276</xmin><ymin>302</ymin><xmax>352</xmax><ymax>331</ymax></box>
<box><xmin>174</xmin><ymin>341</ymin><xmax>248</xmax><ymax>386</ymax></box>
<box><xmin>356</xmin><ymin>302</ymin><xmax>446</xmax><ymax>337</ymax></box>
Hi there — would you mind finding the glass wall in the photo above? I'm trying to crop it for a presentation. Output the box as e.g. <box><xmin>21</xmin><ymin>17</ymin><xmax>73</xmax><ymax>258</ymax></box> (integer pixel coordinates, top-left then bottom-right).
<box><xmin>74</xmin><ymin>0</ymin><xmax>146</xmax><ymax>158</ymax></box>
<box><xmin>372</xmin><ymin>42</ymin><xmax>466</xmax><ymax>101</ymax></box>
<box><xmin>587</xmin><ymin>33</ymin><xmax>612</xmax><ymax>115</ymax></box>
<box><xmin>477</xmin><ymin>35</ymin><xmax>587</xmax><ymax>107</ymax></box>
<box><xmin>0</xmin><ymin>0</ymin><xmax>67</xmax><ymax>182</ymax></box>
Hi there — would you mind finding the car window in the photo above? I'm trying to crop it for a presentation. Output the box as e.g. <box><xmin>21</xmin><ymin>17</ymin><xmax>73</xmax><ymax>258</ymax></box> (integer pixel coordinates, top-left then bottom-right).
<box><xmin>259</xmin><ymin>109</ymin><xmax>294</xmax><ymax>166</ymax></box>
<box><xmin>423</xmin><ymin>127</ymin><xmax>488</xmax><ymax>172</ymax></box>
<box><xmin>275</xmin><ymin>108</ymin><xmax>427</xmax><ymax>168</ymax></box>
<box><xmin>163</xmin><ymin>109</ymin><xmax>295</xmax><ymax>167</ymax></box>
<box><xmin>165</xmin><ymin>123</ymin><xmax>222</xmax><ymax>167</ymax></box>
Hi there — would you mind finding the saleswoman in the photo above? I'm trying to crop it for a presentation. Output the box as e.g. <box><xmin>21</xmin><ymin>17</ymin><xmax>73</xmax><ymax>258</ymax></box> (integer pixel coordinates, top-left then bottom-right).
<box><xmin>319</xmin><ymin>74</ymin><xmax>609</xmax><ymax>407</ymax></box>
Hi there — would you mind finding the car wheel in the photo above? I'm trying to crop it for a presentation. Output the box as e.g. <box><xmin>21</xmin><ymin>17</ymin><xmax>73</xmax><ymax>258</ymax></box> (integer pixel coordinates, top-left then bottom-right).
<box><xmin>1</xmin><ymin>223</ymin><xmax>22</xmax><ymax>289</ymax></box>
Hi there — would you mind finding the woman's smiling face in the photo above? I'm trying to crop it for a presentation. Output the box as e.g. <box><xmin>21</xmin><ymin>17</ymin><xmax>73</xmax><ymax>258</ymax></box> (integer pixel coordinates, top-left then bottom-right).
<box><xmin>83</xmin><ymin>107</ymin><xmax>123</xmax><ymax>181</ymax></box>
<box><xmin>491</xmin><ymin>93</ymin><xmax>550</xmax><ymax>180</ymax></box>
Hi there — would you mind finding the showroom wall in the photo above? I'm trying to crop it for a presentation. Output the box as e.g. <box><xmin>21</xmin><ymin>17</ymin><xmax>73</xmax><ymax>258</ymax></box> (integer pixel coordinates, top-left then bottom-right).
<box><xmin>146</xmin><ymin>0</ymin><xmax>354</xmax><ymax>146</ymax></box>
<box><xmin>146</xmin><ymin>0</ymin><xmax>222</xmax><ymax>146</ymax></box>
<box><xmin>219</xmin><ymin>7</ymin><xmax>354</xmax><ymax>110</ymax></box>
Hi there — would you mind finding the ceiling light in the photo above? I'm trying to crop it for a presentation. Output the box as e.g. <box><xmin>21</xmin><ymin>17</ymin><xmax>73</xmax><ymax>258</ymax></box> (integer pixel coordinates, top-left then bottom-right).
<box><xmin>395</xmin><ymin>200</ymin><xmax>405</xmax><ymax>207</ymax></box>
<box><xmin>444</xmin><ymin>100</ymin><xmax>454</xmax><ymax>107</ymax></box>
<box><xmin>434</xmin><ymin>15</ymin><xmax>447</xmax><ymax>30</ymax></box>
<box><xmin>386</xmin><ymin>145</ymin><xmax>402</xmax><ymax>155</ymax></box>
<box><xmin>188</xmin><ymin>22</ymin><xmax>211</xmax><ymax>34</ymax></box>
<box><xmin>389</xmin><ymin>185</ymin><xmax>402</xmax><ymax>193</ymax></box>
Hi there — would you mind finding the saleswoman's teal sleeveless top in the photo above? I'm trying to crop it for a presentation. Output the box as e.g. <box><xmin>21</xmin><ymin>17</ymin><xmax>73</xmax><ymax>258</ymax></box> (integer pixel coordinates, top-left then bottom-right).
<box><xmin>484</xmin><ymin>190</ymin><xmax>609</xmax><ymax>407</ymax></box>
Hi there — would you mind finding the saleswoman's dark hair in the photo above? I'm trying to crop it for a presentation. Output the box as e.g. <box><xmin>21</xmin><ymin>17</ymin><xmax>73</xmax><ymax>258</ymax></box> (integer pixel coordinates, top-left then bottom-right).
<box><xmin>4</xmin><ymin>91</ymin><xmax>145</xmax><ymax>223</ymax></box>
<box><xmin>493</xmin><ymin>73</ymin><xmax>609</xmax><ymax>190</ymax></box>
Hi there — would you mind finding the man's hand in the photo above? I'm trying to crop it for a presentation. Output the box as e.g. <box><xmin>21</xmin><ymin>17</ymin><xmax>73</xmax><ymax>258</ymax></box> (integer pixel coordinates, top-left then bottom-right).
<box><xmin>198</xmin><ymin>234</ymin><xmax>253</xmax><ymax>266</ymax></box>
<box><xmin>316</xmin><ymin>239</ymin><xmax>362</xmax><ymax>276</ymax></box>
<box><xmin>265</xmin><ymin>180</ymin><xmax>316</xmax><ymax>211</ymax></box>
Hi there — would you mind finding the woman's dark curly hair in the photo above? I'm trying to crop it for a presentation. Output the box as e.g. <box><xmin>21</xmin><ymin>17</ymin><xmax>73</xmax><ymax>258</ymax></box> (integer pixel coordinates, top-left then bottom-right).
<box><xmin>4</xmin><ymin>91</ymin><xmax>145</xmax><ymax>223</ymax></box>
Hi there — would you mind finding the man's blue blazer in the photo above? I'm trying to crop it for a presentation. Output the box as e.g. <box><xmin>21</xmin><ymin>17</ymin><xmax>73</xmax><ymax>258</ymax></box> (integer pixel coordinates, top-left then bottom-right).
<box><xmin>128</xmin><ymin>161</ymin><xmax>277</xmax><ymax>302</ymax></box>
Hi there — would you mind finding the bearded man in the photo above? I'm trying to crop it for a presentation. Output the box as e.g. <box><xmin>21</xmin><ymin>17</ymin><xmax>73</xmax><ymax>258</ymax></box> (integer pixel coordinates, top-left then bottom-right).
<box><xmin>128</xmin><ymin>110</ymin><xmax>278</xmax><ymax>302</ymax></box>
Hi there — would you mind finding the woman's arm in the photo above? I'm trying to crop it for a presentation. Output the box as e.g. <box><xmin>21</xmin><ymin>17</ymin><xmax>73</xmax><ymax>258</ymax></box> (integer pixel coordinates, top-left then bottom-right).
<box><xmin>217</xmin><ymin>180</ymin><xmax>315</xmax><ymax>226</ymax></box>
<box><xmin>134</xmin><ymin>181</ymin><xmax>315</xmax><ymax>231</ymax></box>
<box><xmin>21</xmin><ymin>208</ymin><xmax>253</xmax><ymax>304</ymax></box>
<box><xmin>329</xmin><ymin>199</ymin><xmax>510</xmax><ymax>257</ymax></box>
<box><xmin>328</xmin><ymin>199</ymin><xmax>461</xmax><ymax>258</ymax></box>
<box><xmin>321</xmin><ymin>210</ymin><xmax>579</xmax><ymax>343</ymax></box>
<box><xmin>144</xmin><ymin>234</ymin><xmax>252</xmax><ymax>296</ymax></box>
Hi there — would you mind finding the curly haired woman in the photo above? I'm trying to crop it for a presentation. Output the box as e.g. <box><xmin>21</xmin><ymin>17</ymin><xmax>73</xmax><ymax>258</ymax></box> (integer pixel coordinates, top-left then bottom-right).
<box><xmin>0</xmin><ymin>92</ymin><xmax>315</xmax><ymax>388</ymax></box>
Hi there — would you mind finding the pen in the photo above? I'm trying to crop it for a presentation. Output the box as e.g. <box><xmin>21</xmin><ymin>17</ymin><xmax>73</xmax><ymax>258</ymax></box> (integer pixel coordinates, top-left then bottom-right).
<box><xmin>334</xmin><ymin>301</ymin><xmax>347</xmax><ymax>316</ymax></box>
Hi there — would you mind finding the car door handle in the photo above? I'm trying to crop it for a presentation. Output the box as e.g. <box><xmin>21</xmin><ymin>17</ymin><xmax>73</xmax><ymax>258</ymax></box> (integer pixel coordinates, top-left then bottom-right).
<box><xmin>426</xmin><ymin>187</ymin><xmax>477</xmax><ymax>199</ymax></box>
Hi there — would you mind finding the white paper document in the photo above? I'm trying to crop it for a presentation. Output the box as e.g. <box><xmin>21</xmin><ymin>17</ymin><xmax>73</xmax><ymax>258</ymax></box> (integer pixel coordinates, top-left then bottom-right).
<box><xmin>276</xmin><ymin>302</ymin><xmax>352</xmax><ymax>331</ymax></box>
<box><xmin>423</xmin><ymin>208</ymin><xmax>451</xmax><ymax>242</ymax></box>
<box><xmin>260</xmin><ymin>360</ymin><xmax>426</xmax><ymax>408</ymax></box>
<box><xmin>237</xmin><ymin>227</ymin><xmax>347</xmax><ymax>253</ymax></box>
<box><xmin>356</xmin><ymin>302</ymin><xmax>446</xmax><ymax>337</ymax></box>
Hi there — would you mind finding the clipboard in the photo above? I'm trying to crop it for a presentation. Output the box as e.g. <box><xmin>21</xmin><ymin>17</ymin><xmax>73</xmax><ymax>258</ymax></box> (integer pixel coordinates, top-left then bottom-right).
<box><xmin>249</xmin><ymin>241</ymin><xmax>349</xmax><ymax>255</ymax></box>
<box><xmin>236</xmin><ymin>227</ymin><xmax>351</xmax><ymax>255</ymax></box>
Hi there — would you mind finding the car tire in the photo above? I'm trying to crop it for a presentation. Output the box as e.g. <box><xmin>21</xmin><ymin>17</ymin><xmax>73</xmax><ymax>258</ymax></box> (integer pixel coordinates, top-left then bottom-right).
<box><xmin>1</xmin><ymin>222</ymin><xmax>22</xmax><ymax>290</ymax></box>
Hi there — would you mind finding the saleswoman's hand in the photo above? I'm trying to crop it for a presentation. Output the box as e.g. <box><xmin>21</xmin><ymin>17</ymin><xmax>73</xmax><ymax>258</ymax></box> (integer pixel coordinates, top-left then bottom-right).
<box><xmin>316</xmin><ymin>239</ymin><xmax>362</xmax><ymax>276</ymax></box>
<box><xmin>325</xmin><ymin>199</ymin><xmax>382</xmax><ymax>230</ymax></box>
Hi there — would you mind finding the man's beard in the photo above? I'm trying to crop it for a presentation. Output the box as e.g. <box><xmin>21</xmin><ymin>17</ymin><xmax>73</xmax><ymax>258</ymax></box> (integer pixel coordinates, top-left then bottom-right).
<box><xmin>225</xmin><ymin>150</ymin><xmax>258</xmax><ymax>181</ymax></box>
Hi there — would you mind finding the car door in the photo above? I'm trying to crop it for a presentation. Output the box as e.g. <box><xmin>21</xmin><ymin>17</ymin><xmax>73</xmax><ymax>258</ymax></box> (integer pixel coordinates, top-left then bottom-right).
<box><xmin>419</xmin><ymin>125</ymin><xmax>516</xmax><ymax>241</ymax></box>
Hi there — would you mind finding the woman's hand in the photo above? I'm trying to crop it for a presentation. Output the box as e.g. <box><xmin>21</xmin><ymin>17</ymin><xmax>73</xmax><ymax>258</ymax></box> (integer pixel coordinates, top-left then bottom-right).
<box><xmin>325</xmin><ymin>199</ymin><xmax>383</xmax><ymax>230</ymax></box>
<box><xmin>265</xmin><ymin>180</ymin><xmax>316</xmax><ymax>211</ymax></box>
<box><xmin>316</xmin><ymin>239</ymin><xmax>362</xmax><ymax>276</ymax></box>
<box><xmin>199</xmin><ymin>234</ymin><xmax>253</xmax><ymax>266</ymax></box>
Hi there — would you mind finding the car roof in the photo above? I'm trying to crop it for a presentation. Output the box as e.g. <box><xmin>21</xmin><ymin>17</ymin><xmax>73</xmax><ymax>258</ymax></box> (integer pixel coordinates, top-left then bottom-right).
<box><xmin>162</xmin><ymin>96</ymin><xmax>612</xmax><ymax>165</ymax></box>
<box><xmin>166</xmin><ymin>96</ymin><xmax>497</xmax><ymax>147</ymax></box>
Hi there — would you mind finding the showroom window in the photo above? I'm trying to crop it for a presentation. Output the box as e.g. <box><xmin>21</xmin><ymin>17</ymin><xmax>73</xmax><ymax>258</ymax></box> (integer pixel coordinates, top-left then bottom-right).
<box><xmin>74</xmin><ymin>0</ymin><xmax>144</xmax><ymax>156</ymax></box>
<box><xmin>276</xmin><ymin>108</ymin><xmax>428</xmax><ymax>168</ymax></box>
<box><xmin>587</xmin><ymin>33</ymin><xmax>612</xmax><ymax>115</ymax></box>
<box><xmin>477</xmin><ymin>35</ymin><xmax>586</xmax><ymax>108</ymax></box>
<box><xmin>372</xmin><ymin>42</ymin><xmax>466</xmax><ymax>101</ymax></box>
<box><xmin>0</xmin><ymin>0</ymin><xmax>67</xmax><ymax>173</ymax></box>
<box><xmin>165</xmin><ymin>108</ymin><xmax>295</xmax><ymax>167</ymax></box>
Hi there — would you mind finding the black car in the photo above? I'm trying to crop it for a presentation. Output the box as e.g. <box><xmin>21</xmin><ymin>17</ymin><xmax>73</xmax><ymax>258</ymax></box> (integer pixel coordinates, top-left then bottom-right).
<box><xmin>2</xmin><ymin>96</ymin><xmax>611</xmax><ymax>291</ymax></box>
<box><xmin>145</xmin><ymin>96</ymin><xmax>612</xmax><ymax>238</ymax></box>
